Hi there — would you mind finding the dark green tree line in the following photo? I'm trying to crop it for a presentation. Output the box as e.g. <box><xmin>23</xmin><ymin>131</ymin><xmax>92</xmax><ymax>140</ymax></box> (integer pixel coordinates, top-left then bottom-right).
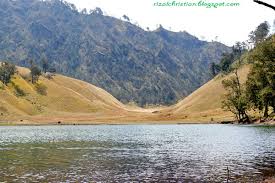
<box><xmin>246</xmin><ymin>35</ymin><xmax>275</xmax><ymax>117</ymax></box>
<box><xmin>210</xmin><ymin>41</ymin><xmax>247</xmax><ymax>76</ymax></box>
<box><xmin>211</xmin><ymin>21</ymin><xmax>271</xmax><ymax>78</ymax></box>
<box><xmin>222</xmin><ymin>35</ymin><xmax>274</xmax><ymax>122</ymax></box>
<box><xmin>222</xmin><ymin>21</ymin><xmax>274</xmax><ymax>122</ymax></box>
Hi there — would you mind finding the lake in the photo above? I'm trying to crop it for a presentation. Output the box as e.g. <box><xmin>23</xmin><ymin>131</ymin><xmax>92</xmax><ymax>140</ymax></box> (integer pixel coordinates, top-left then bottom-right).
<box><xmin>0</xmin><ymin>124</ymin><xmax>274</xmax><ymax>182</ymax></box>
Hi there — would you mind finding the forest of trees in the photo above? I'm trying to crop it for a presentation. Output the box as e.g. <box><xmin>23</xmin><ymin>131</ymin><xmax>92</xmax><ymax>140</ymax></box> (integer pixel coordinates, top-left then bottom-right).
<box><xmin>222</xmin><ymin>21</ymin><xmax>275</xmax><ymax>123</ymax></box>
<box><xmin>0</xmin><ymin>0</ymin><xmax>230</xmax><ymax>106</ymax></box>
<box><xmin>210</xmin><ymin>41</ymin><xmax>247</xmax><ymax>76</ymax></box>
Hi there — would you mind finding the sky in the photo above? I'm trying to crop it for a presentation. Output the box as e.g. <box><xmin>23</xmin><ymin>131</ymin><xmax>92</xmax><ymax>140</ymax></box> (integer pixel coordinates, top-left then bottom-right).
<box><xmin>65</xmin><ymin>0</ymin><xmax>275</xmax><ymax>46</ymax></box>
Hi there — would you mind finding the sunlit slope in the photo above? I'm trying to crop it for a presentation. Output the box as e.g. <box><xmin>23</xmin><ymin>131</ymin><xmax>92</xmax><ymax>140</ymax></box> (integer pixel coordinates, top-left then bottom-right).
<box><xmin>0</xmin><ymin>66</ymin><xmax>129</xmax><ymax>121</ymax></box>
<box><xmin>0</xmin><ymin>64</ymin><xmax>252</xmax><ymax>124</ymax></box>
<box><xmin>164</xmin><ymin>65</ymin><xmax>251</xmax><ymax>122</ymax></box>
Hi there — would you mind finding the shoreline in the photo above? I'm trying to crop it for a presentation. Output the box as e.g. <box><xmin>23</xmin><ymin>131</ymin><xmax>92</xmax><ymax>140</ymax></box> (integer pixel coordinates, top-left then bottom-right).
<box><xmin>0</xmin><ymin>121</ymin><xmax>219</xmax><ymax>126</ymax></box>
<box><xmin>0</xmin><ymin>119</ymin><xmax>274</xmax><ymax>126</ymax></box>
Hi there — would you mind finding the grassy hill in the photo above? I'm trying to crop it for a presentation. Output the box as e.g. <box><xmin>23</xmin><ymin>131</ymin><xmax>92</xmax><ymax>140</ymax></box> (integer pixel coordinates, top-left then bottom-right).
<box><xmin>159</xmin><ymin>65</ymin><xmax>251</xmax><ymax>122</ymax></box>
<box><xmin>0</xmin><ymin>66</ymin><xmax>161</xmax><ymax>124</ymax></box>
<box><xmin>0</xmin><ymin>0</ymin><xmax>230</xmax><ymax>106</ymax></box>
<box><xmin>0</xmin><ymin>64</ymin><xmax>254</xmax><ymax>124</ymax></box>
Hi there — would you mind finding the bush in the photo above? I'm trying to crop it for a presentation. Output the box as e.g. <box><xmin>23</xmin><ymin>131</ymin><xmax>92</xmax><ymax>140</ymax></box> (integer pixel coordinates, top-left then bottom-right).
<box><xmin>30</xmin><ymin>65</ymin><xmax>41</xmax><ymax>83</ymax></box>
<box><xmin>12</xmin><ymin>83</ymin><xmax>26</xmax><ymax>97</ymax></box>
<box><xmin>0</xmin><ymin>83</ymin><xmax>4</xmax><ymax>90</ymax></box>
<box><xmin>35</xmin><ymin>83</ymin><xmax>47</xmax><ymax>95</ymax></box>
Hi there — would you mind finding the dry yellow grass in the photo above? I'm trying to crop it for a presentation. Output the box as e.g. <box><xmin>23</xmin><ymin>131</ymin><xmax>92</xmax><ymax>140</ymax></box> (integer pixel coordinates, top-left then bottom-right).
<box><xmin>0</xmin><ymin>67</ymin><xmax>125</xmax><ymax>122</ymax></box>
<box><xmin>160</xmin><ymin>65</ymin><xmax>251</xmax><ymax>122</ymax></box>
<box><xmin>0</xmin><ymin>65</ymin><xmax>251</xmax><ymax>124</ymax></box>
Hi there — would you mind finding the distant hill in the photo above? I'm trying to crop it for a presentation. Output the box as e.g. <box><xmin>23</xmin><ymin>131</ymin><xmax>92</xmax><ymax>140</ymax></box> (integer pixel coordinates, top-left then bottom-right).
<box><xmin>0</xmin><ymin>0</ymin><xmax>230</xmax><ymax>106</ymax></box>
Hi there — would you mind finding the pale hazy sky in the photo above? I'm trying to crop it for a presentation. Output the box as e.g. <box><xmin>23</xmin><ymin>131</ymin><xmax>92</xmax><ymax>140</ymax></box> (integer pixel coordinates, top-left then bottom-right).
<box><xmin>66</xmin><ymin>0</ymin><xmax>275</xmax><ymax>46</ymax></box>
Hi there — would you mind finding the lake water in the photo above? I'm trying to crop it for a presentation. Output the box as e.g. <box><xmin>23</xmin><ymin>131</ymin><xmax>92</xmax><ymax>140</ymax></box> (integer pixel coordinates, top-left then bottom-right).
<box><xmin>0</xmin><ymin>125</ymin><xmax>274</xmax><ymax>182</ymax></box>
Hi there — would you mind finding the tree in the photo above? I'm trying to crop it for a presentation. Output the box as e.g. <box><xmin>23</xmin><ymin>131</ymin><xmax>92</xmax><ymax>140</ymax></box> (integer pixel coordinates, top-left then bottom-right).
<box><xmin>220</xmin><ymin>53</ymin><xmax>234</xmax><ymax>72</ymax></box>
<box><xmin>222</xmin><ymin>69</ymin><xmax>250</xmax><ymax>122</ymax></box>
<box><xmin>30</xmin><ymin>66</ymin><xmax>41</xmax><ymax>84</ymax></box>
<box><xmin>253</xmin><ymin>0</ymin><xmax>275</xmax><ymax>11</ymax></box>
<box><xmin>213</xmin><ymin>42</ymin><xmax>246</xmax><ymax>75</ymax></box>
<box><xmin>94</xmin><ymin>7</ymin><xmax>103</xmax><ymax>15</ymax></box>
<box><xmin>246</xmin><ymin>35</ymin><xmax>275</xmax><ymax>117</ymax></box>
<box><xmin>30</xmin><ymin>64</ymin><xmax>41</xmax><ymax>84</ymax></box>
<box><xmin>122</xmin><ymin>15</ymin><xmax>130</xmax><ymax>21</ymax></box>
<box><xmin>81</xmin><ymin>8</ymin><xmax>87</xmax><ymax>14</ymax></box>
<box><xmin>41</xmin><ymin>58</ymin><xmax>49</xmax><ymax>73</ymax></box>
<box><xmin>210</xmin><ymin>62</ymin><xmax>220</xmax><ymax>76</ymax></box>
<box><xmin>0</xmin><ymin>62</ymin><xmax>16</xmax><ymax>85</ymax></box>
<box><xmin>210</xmin><ymin>62</ymin><xmax>216</xmax><ymax>76</ymax></box>
<box><xmin>232</xmin><ymin>41</ymin><xmax>246</xmax><ymax>59</ymax></box>
<box><xmin>249</xmin><ymin>21</ymin><xmax>270</xmax><ymax>45</ymax></box>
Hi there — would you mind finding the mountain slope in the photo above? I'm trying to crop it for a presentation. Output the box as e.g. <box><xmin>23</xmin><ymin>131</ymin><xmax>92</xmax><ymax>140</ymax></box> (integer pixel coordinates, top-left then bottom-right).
<box><xmin>161</xmin><ymin>65</ymin><xmax>251</xmax><ymax>122</ymax></box>
<box><xmin>0</xmin><ymin>0</ymin><xmax>230</xmax><ymax>106</ymax></box>
<box><xmin>0</xmin><ymin>64</ymin><xmax>251</xmax><ymax>124</ymax></box>
<box><xmin>0</xmin><ymin>66</ymin><xmax>143</xmax><ymax>123</ymax></box>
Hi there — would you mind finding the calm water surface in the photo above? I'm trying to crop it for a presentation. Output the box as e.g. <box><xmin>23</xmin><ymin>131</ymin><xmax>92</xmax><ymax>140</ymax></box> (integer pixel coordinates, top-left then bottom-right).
<box><xmin>0</xmin><ymin>124</ymin><xmax>274</xmax><ymax>182</ymax></box>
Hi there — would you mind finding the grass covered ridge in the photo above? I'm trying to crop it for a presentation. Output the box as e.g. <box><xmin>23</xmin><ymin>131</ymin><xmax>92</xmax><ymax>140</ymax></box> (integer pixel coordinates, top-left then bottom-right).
<box><xmin>1</xmin><ymin>64</ymin><xmax>273</xmax><ymax>125</ymax></box>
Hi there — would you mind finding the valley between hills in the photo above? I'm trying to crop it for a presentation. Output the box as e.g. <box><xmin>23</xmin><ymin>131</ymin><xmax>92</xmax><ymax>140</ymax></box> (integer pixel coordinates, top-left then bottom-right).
<box><xmin>0</xmin><ymin>0</ymin><xmax>275</xmax><ymax>182</ymax></box>
<box><xmin>0</xmin><ymin>0</ymin><xmax>274</xmax><ymax>125</ymax></box>
<box><xmin>0</xmin><ymin>64</ymin><xmax>250</xmax><ymax>125</ymax></box>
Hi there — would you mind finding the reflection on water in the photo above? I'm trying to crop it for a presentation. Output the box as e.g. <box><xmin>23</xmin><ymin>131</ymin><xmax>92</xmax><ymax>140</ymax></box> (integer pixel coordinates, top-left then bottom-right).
<box><xmin>0</xmin><ymin>125</ymin><xmax>274</xmax><ymax>182</ymax></box>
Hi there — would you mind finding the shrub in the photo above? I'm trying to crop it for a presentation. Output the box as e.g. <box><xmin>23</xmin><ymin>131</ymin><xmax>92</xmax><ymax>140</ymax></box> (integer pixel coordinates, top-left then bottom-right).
<box><xmin>30</xmin><ymin>65</ymin><xmax>41</xmax><ymax>83</ymax></box>
<box><xmin>12</xmin><ymin>82</ymin><xmax>26</xmax><ymax>97</ymax></box>
<box><xmin>35</xmin><ymin>83</ymin><xmax>47</xmax><ymax>95</ymax></box>
<box><xmin>0</xmin><ymin>83</ymin><xmax>4</xmax><ymax>90</ymax></box>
